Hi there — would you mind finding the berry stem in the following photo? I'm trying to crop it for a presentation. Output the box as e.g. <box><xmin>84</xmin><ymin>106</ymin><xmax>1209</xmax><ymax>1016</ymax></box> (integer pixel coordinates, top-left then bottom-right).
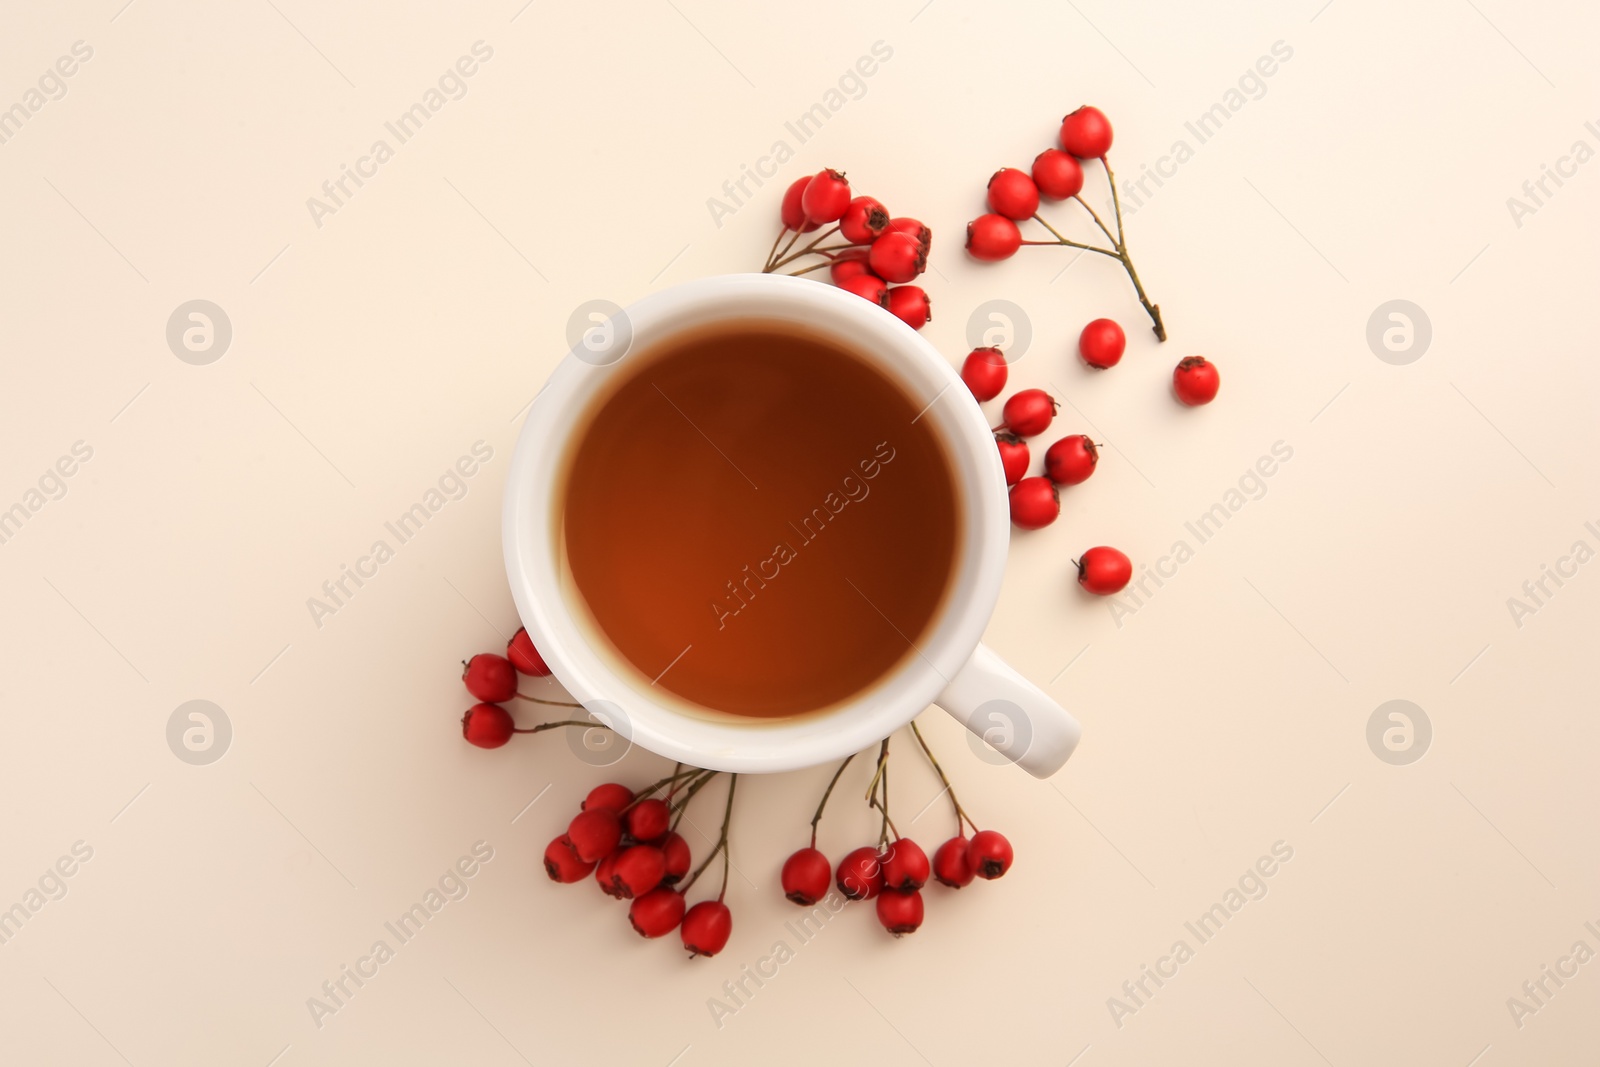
<box><xmin>1101</xmin><ymin>157</ymin><xmax>1166</xmax><ymax>342</ymax></box>
<box><xmin>763</xmin><ymin>226</ymin><xmax>788</xmax><ymax>272</ymax></box>
<box><xmin>617</xmin><ymin>767</ymin><xmax>708</xmax><ymax>814</ymax></box>
<box><xmin>784</xmin><ymin>261</ymin><xmax>835</xmax><ymax>278</ymax></box>
<box><xmin>908</xmin><ymin>718</ymin><xmax>980</xmax><ymax>836</ymax></box>
<box><xmin>668</xmin><ymin>769</ymin><xmax>721</xmax><ymax>832</ymax></box>
<box><xmin>510</xmin><ymin>719</ymin><xmax>602</xmax><ymax>734</ymax></box>
<box><xmin>808</xmin><ymin>752</ymin><xmax>858</xmax><ymax>849</ymax></box>
<box><xmin>766</xmin><ymin>225</ymin><xmax>842</xmax><ymax>272</ymax></box>
<box><xmin>512</xmin><ymin>692</ymin><xmax>582</xmax><ymax>707</ymax></box>
<box><xmin>682</xmin><ymin>773</ymin><xmax>738</xmax><ymax>897</ymax></box>
<box><xmin>1025</xmin><ymin>214</ymin><xmax>1118</xmax><ymax>259</ymax></box>
<box><xmin>1071</xmin><ymin>193</ymin><xmax>1119</xmax><ymax>246</ymax></box>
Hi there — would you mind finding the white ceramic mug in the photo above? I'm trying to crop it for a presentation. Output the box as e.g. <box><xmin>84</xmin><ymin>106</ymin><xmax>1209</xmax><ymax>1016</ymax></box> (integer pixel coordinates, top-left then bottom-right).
<box><xmin>503</xmin><ymin>273</ymin><xmax>1080</xmax><ymax>778</ymax></box>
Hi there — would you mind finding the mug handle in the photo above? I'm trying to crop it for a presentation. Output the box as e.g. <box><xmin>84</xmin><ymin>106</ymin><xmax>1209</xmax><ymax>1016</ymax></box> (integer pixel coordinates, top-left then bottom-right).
<box><xmin>934</xmin><ymin>643</ymin><xmax>1081</xmax><ymax>779</ymax></box>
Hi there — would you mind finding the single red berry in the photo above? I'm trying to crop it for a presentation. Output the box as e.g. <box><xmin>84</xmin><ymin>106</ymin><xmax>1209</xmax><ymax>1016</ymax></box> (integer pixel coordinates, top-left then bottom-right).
<box><xmin>886</xmin><ymin>216</ymin><xmax>931</xmax><ymax>250</ymax></box>
<box><xmin>875</xmin><ymin>888</ymin><xmax>925</xmax><ymax>936</ymax></box>
<box><xmin>681</xmin><ymin>900</ymin><xmax>733</xmax><ymax>957</ymax></box>
<box><xmin>839</xmin><ymin>195</ymin><xmax>890</xmax><ymax>244</ymax></box>
<box><xmin>933</xmin><ymin>836</ymin><xmax>974</xmax><ymax>889</ymax></box>
<box><xmin>967</xmin><ymin>830</ymin><xmax>1014</xmax><ymax>879</ymax></box>
<box><xmin>629</xmin><ymin>887</ymin><xmax>686</xmax><ymax>937</ymax></box>
<box><xmin>1060</xmin><ymin>105</ymin><xmax>1113</xmax><ymax>159</ymax></box>
<box><xmin>868</xmin><ymin>231</ymin><xmax>925</xmax><ymax>284</ymax></box>
<box><xmin>1032</xmin><ymin>148</ymin><xmax>1085</xmax><ymax>199</ymax></box>
<box><xmin>506</xmin><ymin>627</ymin><xmax>551</xmax><ymax>676</ymax></box>
<box><xmin>594</xmin><ymin>848</ymin><xmax>624</xmax><ymax>899</ymax></box>
<box><xmin>606</xmin><ymin>845</ymin><xmax>667</xmax><ymax>899</ymax></box>
<box><xmin>829</xmin><ymin>247</ymin><xmax>871</xmax><ymax>284</ymax></box>
<box><xmin>1078</xmin><ymin>318</ymin><xmax>1126</xmax><ymax>369</ymax></box>
<box><xmin>625</xmin><ymin>798</ymin><xmax>671</xmax><ymax>843</ymax></box>
<box><xmin>836</xmin><ymin>272</ymin><xmax>889</xmax><ymax>308</ymax></box>
<box><xmin>1077</xmin><ymin>546</ymin><xmax>1132</xmax><ymax>595</ymax></box>
<box><xmin>987</xmin><ymin>167</ymin><xmax>1040</xmax><ymax>221</ymax></box>
<box><xmin>1001</xmin><ymin>388</ymin><xmax>1058</xmax><ymax>437</ymax></box>
<box><xmin>966</xmin><ymin>213</ymin><xmax>1021</xmax><ymax>261</ymax></box>
<box><xmin>462</xmin><ymin>654</ymin><xmax>517</xmax><ymax>703</ymax></box>
<box><xmin>1044</xmin><ymin>435</ymin><xmax>1098</xmax><ymax>486</ymax></box>
<box><xmin>1009</xmin><ymin>477</ymin><xmax>1060</xmax><ymax>530</ymax></box>
<box><xmin>879</xmin><ymin>839</ymin><xmax>930</xmax><ymax>892</ymax></box>
<box><xmin>583</xmin><ymin>783</ymin><xmax>634</xmax><ymax>813</ymax></box>
<box><xmin>836</xmin><ymin>846</ymin><xmax>884</xmax><ymax>901</ymax></box>
<box><xmin>1173</xmin><ymin>356</ymin><xmax>1220</xmax><ymax>406</ymax></box>
<box><xmin>996</xmin><ymin>433</ymin><xmax>1029</xmax><ymax>487</ymax></box>
<box><xmin>801</xmin><ymin>168</ymin><xmax>851</xmax><ymax>224</ymax></box>
<box><xmin>781</xmin><ymin>176</ymin><xmax>820</xmax><ymax>232</ymax></box>
<box><xmin>543</xmin><ymin>834</ymin><xmax>595</xmax><ymax>883</ymax></box>
<box><xmin>567</xmin><ymin>808</ymin><xmax>622</xmax><ymax>863</ymax></box>
<box><xmin>886</xmin><ymin>285</ymin><xmax>931</xmax><ymax>330</ymax></box>
<box><xmin>960</xmin><ymin>347</ymin><xmax>1007</xmax><ymax>401</ymax></box>
<box><xmin>461</xmin><ymin>703</ymin><xmax>514</xmax><ymax>749</ymax></box>
<box><xmin>660</xmin><ymin>831</ymin><xmax>691</xmax><ymax>886</ymax></box>
<box><xmin>781</xmin><ymin>847</ymin><xmax>832</xmax><ymax>906</ymax></box>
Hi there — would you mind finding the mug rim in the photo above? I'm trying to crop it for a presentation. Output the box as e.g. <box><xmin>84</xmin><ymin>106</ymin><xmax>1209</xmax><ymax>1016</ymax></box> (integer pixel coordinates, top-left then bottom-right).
<box><xmin>503</xmin><ymin>273</ymin><xmax>1008</xmax><ymax>773</ymax></box>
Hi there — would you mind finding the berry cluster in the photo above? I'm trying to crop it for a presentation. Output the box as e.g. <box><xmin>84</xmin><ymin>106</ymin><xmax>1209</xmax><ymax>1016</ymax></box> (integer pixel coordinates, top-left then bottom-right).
<box><xmin>779</xmin><ymin>724</ymin><xmax>1013</xmax><ymax>938</ymax></box>
<box><xmin>965</xmin><ymin>105</ymin><xmax>1166</xmax><ymax>342</ymax></box>
<box><xmin>764</xmin><ymin>168</ymin><xmax>933</xmax><ymax>330</ymax></box>
<box><xmin>456</xmin><ymin>630</ymin><xmax>1017</xmax><ymax>947</ymax></box>
<box><xmin>547</xmin><ymin>770</ymin><xmax>738</xmax><ymax>957</ymax></box>
<box><xmin>457</xmin><ymin>630</ymin><xmax>740</xmax><ymax>957</ymax></box>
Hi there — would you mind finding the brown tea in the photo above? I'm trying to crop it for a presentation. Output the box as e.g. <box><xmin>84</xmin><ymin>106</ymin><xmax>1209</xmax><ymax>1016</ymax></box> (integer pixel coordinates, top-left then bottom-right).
<box><xmin>560</xmin><ymin>320</ymin><xmax>959</xmax><ymax>718</ymax></box>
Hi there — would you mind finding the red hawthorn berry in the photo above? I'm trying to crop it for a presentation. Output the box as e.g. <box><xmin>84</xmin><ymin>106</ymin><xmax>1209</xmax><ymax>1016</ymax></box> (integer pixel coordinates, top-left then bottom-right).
<box><xmin>879</xmin><ymin>839</ymin><xmax>930</xmax><ymax>892</ymax></box>
<box><xmin>836</xmin><ymin>846</ymin><xmax>884</xmax><ymax>901</ymax></box>
<box><xmin>875</xmin><ymin>888</ymin><xmax>925</xmax><ymax>936</ymax></box>
<box><xmin>583</xmin><ymin>783</ymin><xmax>634</xmax><ymax>813</ymax></box>
<box><xmin>462</xmin><ymin>654</ymin><xmax>517</xmax><ymax>703</ymax></box>
<box><xmin>1032</xmin><ymin>148</ymin><xmax>1085</xmax><ymax>199</ymax></box>
<box><xmin>933</xmin><ymin>836</ymin><xmax>975</xmax><ymax>889</ymax></box>
<box><xmin>594</xmin><ymin>848</ymin><xmax>625</xmax><ymax>899</ymax></box>
<box><xmin>625</xmin><ymin>798</ymin><xmax>671</xmax><ymax>843</ymax></box>
<box><xmin>887</xmin><ymin>285</ymin><xmax>931</xmax><ymax>330</ymax></box>
<box><xmin>1078</xmin><ymin>318</ymin><xmax>1126</xmax><ymax>369</ymax></box>
<box><xmin>780</xmin><ymin>176</ymin><xmax>819</xmax><ymax>232</ymax></box>
<box><xmin>659</xmin><ymin>831</ymin><xmax>691</xmax><ymax>886</ymax></box>
<box><xmin>681</xmin><ymin>900</ymin><xmax>733</xmax><ymax>957</ymax></box>
<box><xmin>606</xmin><ymin>845</ymin><xmax>668</xmax><ymax>899</ymax></box>
<box><xmin>1044</xmin><ymin>434</ymin><xmax>1098</xmax><ymax>486</ymax></box>
<box><xmin>996</xmin><ymin>433</ymin><xmax>1030</xmax><ymax>487</ymax></box>
<box><xmin>960</xmin><ymin>346</ymin><xmax>1008</xmax><ymax>401</ymax></box>
<box><xmin>567</xmin><ymin>808</ymin><xmax>622</xmax><ymax>864</ymax></box>
<box><xmin>967</xmin><ymin>829</ymin><xmax>1014</xmax><ymax>879</ymax></box>
<box><xmin>801</xmin><ymin>169</ymin><xmax>851</xmax><ymax>224</ymax></box>
<box><xmin>781</xmin><ymin>847</ymin><xmax>832</xmax><ymax>906</ymax></box>
<box><xmin>839</xmin><ymin>195</ymin><xmax>890</xmax><ymax>244</ymax></box>
<box><xmin>1173</xmin><ymin>356</ymin><xmax>1220</xmax><ymax>406</ymax></box>
<box><xmin>461</xmin><ymin>703</ymin><xmax>515</xmax><ymax>749</ymax></box>
<box><xmin>543</xmin><ymin>834</ymin><xmax>596</xmax><ymax>883</ymax></box>
<box><xmin>987</xmin><ymin>167</ymin><xmax>1040</xmax><ymax>221</ymax></box>
<box><xmin>629</xmin><ymin>887</ymin><xmax>686</xmax><ymax>937</ymax></box>
<box><xmin>506</xmin><ymin>627</ymin><xmax>552</xmax><ymax>676</ymax></box>
<box><xmin>1000</xmin><ymin>388</ymin><xmax>1058</xmax><ymax>437</ymax></box>
<box><xmin>868</xmin><ymin>231</ymin><xmax>925</xmax><ymax>284</ymax></box>
<box><xmin>886</xmin><ymin>217</ymin><xmax>931</xmax><ymax>250</ymax></box>
<box><xmin>966</xmin><ymin>213</ymin><xmax>1021</xmax><ymax>261</ymax></box>
<box><xmin>1076</xmin><ymin>546</ymin><xmax>1132</xmax><ymax>596</ymax></box>
<box><xmin>837</xmin><ymin>272</ymin><xmax>889</xmax><ymax>307</ymax></box>
<box><xmin>1009</xmin><ymin>477</ymin><xmax>1060</xmax><ymax>530</ymax></box>
<box><xmin>1060</xmin><ymin>105</ymin><xmax>1113</xmax><ymax>159</ymax></box>
<box><xmin>830</xmin><ymin>247</ymin><xmax>871</xmax><ymax>284</ymax></box>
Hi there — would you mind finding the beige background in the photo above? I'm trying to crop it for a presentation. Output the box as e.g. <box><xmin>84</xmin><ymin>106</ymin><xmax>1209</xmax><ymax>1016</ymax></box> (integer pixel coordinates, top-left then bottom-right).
<box><xmin>2</xmin><ymin>0</ymin><xmax>1597</xmax><ymax>1064</ymax></box>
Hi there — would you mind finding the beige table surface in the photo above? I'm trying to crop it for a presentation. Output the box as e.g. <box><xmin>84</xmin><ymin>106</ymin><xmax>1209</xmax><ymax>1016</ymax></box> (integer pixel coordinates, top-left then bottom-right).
<box><xmin>2</xmin><ymin>1</ymin><xmax>1597</xmax><ymax>1064</ymax></box>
